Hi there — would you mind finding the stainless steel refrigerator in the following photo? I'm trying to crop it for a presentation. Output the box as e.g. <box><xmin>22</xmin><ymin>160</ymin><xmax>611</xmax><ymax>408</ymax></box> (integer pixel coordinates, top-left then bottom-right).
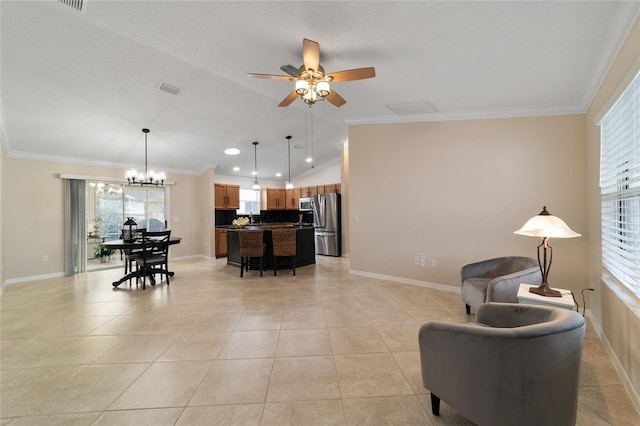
<box><xmin>313</xmin><ymin>193</ymin><xmax>341</xmax><ymax>256</ymax></box>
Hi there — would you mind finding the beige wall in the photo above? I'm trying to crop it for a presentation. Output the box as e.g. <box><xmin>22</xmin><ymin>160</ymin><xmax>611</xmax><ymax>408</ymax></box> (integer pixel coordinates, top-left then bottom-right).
<box><xmin>349</xmin><ymin>115</ymin><xmax>588</xmax><ymax>291</ymax></box>
<box><xmin>585</xmin><ymin>17</ymin><xmax>640</xmax><ymax>404</ymax></box>
<box><xmin>2</xmin><ymin>158</ymin><xmax>206</xmax><ymax>282</ymax></box>
<box><xmin>0</xmin><ymin>148</ymin><xmax>4</xmax><ymax>286</ymax></box>
<box><xmin>294</xmin><ymin>158</ymin><xmax>341</xmax><ymax>188</ymax></box>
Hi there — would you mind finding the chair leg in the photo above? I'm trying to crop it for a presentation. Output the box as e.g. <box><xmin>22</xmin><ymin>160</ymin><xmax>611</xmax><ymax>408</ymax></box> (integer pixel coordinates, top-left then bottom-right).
<box><xmin>240</xmin><ymin>256</ymin><xmax>244</xmax><ymax>277</ymax></box>
<box><xmin>431</xmin><ymin>393</ymin><xmax>440</xmax><ymax>416</ymax></box>
<box><xmin>274</xmin><ymin>256</ymin><xmax>277</xmax><ymax>276</ymax></box>
<box><xmin>259</xmin><ymin>256</ymin><xmax>263</xmax><ymax>277</ymax></box>
<box><xmin>465</xmin><ymin>304</ymin><xmax>471</xmax><ymax>315</ymax></box>
<box><xmin>292</xmin><ymin>255</ymin><xmax>296</xmax><ymax>276</ymax></box>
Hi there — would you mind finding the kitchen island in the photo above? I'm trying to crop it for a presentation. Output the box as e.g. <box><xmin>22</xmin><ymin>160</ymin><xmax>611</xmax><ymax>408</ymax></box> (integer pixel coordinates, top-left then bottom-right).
<box><xmin>225</xmin><ymin>224</ymin><xmax>315</xmax><ymax>271</ymax></box>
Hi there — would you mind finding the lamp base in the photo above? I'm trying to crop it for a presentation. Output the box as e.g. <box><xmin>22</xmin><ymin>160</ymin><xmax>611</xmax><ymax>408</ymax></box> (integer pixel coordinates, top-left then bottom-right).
<box><xmin>529</xmin><ymin>285</ymin><xmax>562</xmax><ymax>297</ymax></box>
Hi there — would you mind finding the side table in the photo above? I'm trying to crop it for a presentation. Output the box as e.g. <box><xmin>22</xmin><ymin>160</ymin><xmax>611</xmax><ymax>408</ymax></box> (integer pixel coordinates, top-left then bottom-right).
<box><xmin>517</xmin><ymin>283</ymin><xmax>577</xmax><ymax>310</ymax></box>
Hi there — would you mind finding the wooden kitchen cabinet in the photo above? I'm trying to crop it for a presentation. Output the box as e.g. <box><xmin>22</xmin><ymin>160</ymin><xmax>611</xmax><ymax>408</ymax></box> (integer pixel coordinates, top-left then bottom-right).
<box><xmin>286</xmin><ymin>189</ymin><xmax>299</xmax><ymax>210</ymax></box>
<box><xmin>324</xmin><ymin>183</ymin><xmax>341</xmax><ymax>194</ymax></box>
<box><xmin>261</xmin><ymin>188</ymin><xmax>286</xmax><ymax>210</ymax></box>
<box><xmin>215</xmin><ymin>184</ymin><xmax>240</xmax><ymax>210</ymax></box>
<box><xmin>215</xmin><ymin>228</ymin><xmax>228</xmax><ymax>258</ymax></box>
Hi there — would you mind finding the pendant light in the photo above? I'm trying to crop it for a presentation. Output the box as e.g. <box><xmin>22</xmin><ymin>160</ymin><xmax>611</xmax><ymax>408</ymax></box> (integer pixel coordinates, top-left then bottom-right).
<box><xmin>285</xmin><ymin>135</ymin><xmax>294</xmax><ymax>189</ymax></box>
<box><xmin>305</xmin><ymin>107</ymin><xmax>313</xmax><ymax>164</ymax></box>
<box><xmin>251</xmin><ymin>141</ymin><xmax>261</xmax><ymax>191</ymax></box>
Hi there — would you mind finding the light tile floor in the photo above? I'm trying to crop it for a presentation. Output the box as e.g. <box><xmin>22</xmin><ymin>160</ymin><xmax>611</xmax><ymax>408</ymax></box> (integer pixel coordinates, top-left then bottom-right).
<box><xmin>1</xmin><ymin>256</ymin><xmax>639</xmax><ymax>425</ymax></box>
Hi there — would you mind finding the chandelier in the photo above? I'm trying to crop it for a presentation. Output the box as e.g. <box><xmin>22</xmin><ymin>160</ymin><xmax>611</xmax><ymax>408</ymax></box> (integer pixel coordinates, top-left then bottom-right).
<box><xmin>125</xmin><ymin>128</ymin><xmax>166</xmax><ymax>186</ymax></box>
<box><xmin>294</xmin><ymin>66</ymin><xmax>331</xmax><ymax>105</ymax></box>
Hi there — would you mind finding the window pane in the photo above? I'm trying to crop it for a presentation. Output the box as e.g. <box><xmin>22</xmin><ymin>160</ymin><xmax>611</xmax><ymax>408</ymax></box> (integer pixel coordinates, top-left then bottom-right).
<box><xmin>600</xmin><ymin>71</ymin><xmax>640</xmax><ymax>295</ymax></box>
<box><xmin>124</xmin><ymin>188</ymin><xmax>147</xmax><ymax>229</ymax></box>
<box><xmin>147</xmin><ymin>189</ymin><xmax>166</xmax><ymax>231</ymax></box>
<box><xmin>124</xmin><ymin>187</ymin><xmax>166</xmax><ymax>231</ymax></box>
<box><xmin>92</xmin><ymin>183</ymin><xmax>124</xmax><ymax>240</ymax></box>
<box><xmin>237</xmin><ymin>188</ymin><xmax>260</xmax><ymax>215</ymax></box>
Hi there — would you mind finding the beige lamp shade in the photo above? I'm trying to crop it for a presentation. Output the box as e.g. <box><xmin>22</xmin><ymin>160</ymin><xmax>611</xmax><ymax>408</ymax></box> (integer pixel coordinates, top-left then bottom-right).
<box><xmin>514</xmin><ymin>206</ymin><xmax>581</xmax><ymax>239</ymax></box>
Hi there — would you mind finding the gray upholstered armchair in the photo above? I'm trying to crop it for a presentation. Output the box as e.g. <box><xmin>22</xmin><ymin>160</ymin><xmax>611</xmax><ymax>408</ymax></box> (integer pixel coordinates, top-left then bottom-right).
<box><xmin>419</xmin><ymin>303</ymin><xmax>586</xmax><ymax>426</ymax></box>
<box><xmin>461</xmin><ymin>256</ymin><xmax>542</xmax><ymax>314</ymax></box>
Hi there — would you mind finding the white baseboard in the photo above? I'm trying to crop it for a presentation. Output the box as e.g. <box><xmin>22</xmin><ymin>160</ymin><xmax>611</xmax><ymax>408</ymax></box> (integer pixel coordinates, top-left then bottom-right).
<box><xmin>586</xmin><ymin>310</ymin><xmax>640</xmax><ymax>416</ymax></box>
<box><xmin>1</xmin><ymin>272</ymin><xmax>66</xmax><ymax>293</ymax></box>
<box><xmin>349</xmin><ymin>269</ymin><xmax>459</xmax><ymax>294</ymax></box>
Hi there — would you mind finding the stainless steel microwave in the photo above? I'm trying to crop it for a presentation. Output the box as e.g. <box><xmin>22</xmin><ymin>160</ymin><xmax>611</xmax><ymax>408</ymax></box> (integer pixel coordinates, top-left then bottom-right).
<box><xmin>299</xmin><ymin>197</ymin><xmax>314</xmax><ymax>211</ymax></box>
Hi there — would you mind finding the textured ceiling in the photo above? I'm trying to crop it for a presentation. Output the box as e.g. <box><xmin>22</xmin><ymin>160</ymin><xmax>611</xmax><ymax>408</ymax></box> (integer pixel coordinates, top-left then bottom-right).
<box><xmin>1</xmin><ymin>0</ymin><xmax>638</xmax><ymax>182</ymax></box>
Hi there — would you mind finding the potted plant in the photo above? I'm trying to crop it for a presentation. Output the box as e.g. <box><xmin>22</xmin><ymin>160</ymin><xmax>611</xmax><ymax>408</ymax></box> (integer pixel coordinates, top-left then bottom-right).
<box><xmin>94</xmin><ymin>244</ymin><xmax>115</xmax><ymax>263</ymax></box>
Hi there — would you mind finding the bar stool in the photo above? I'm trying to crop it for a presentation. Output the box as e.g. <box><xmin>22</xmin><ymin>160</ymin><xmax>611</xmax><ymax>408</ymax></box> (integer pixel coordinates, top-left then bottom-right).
<box><xmin>238</xmin><ymin>230</ymin><xmax>265</xmax><ymax>277</ymax></box>
<box><xmin>272</xmin><ymin>228</ymin><xmax>297</xmax><ymax>276</ymax></box>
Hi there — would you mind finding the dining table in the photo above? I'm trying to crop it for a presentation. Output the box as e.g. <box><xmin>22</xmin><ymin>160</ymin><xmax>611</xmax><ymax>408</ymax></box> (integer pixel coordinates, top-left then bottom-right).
<box><xmin>101</xmin><ymin>237</ymin><xmax>181</xmax><ymax>287</ymax></box>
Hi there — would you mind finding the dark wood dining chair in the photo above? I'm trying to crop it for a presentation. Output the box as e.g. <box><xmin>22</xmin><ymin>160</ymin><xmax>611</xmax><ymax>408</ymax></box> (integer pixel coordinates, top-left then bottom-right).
<box><xmin>272</xmin><ymin>229</ymin><xmax>297</xmax><ymax>276</ymax></box>
<box><xmin>120</xmin><ymin>228</ymin><xmax>146</xmax><ymax>285</ymax></box>
<box><xmin>238</xmin><ymin>230</ymin><xmax>265</xmax><ymax>277</ymax></box>
<box><xmin>135</xmin><ymin>230</ymin><xmax>171</xmax><ymax>289</ymax></box>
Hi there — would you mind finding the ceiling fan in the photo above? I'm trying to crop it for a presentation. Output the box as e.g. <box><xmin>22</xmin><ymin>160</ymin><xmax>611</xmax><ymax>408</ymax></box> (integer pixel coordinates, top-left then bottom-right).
<box><xmin>247</xmin><ymin>38</ymin><xmax>375</xmax><ymax>107</ymax></box>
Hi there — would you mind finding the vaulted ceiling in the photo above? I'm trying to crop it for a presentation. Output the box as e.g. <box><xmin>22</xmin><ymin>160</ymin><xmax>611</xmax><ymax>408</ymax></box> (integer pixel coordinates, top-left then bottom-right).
<box><xmin>1</xmin><ymin>1</ymin><xmax>638</xmax><ymax>182</ymax></box>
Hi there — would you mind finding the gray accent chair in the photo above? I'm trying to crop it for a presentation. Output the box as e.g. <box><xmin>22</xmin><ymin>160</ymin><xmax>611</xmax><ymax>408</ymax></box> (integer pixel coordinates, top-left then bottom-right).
<box><xmin>461</xmin><ymin>256</ymin><xmax>542</xmax><ymax>314</ymax></box>
<box><xmin>419</xmin><ymin>303</ymin><xmax>585</xmax><ymax>426</ymax></box>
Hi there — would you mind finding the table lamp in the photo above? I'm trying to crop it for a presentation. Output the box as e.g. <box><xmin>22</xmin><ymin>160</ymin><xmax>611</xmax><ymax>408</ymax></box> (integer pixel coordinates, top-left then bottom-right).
<box><xmin>514</xmin><ymin>206</ymin><xmax>581</xmax><ymax>297</ymax></box>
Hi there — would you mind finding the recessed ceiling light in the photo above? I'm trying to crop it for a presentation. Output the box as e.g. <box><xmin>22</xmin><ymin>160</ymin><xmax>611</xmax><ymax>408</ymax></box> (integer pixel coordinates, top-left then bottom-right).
<box><xmin>224</xmin><ymin>148</ymin><xmax>241</xmax><ymax>155</ymax></box>
<box><xmin>276</xmin><ymin>172</ymin><xmax>282</xmax><ymax>177</ymax></box>
<box><xmin>233</xmin><ymin>167</ymin><xmax>240</xmax><ymax>172</ymax></box>
<box><xmin>251</xmin><ymin>171</ymin><xmax>257</xmax><ymax>176</ymax></box>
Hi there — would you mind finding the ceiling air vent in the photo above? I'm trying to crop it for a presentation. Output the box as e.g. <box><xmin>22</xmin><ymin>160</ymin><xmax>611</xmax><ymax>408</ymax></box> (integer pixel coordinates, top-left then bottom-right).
<box><xmin>386</xmin><ymin>101</ymin><xmax>439</xmax><ymax>115</ymax></box>
<box><xmin>158</xmin><ymin>82</ymin><xmax>182</xmax><ymax>96</ymax></box>
<box><xmin>58</xmin><ymin>0</ymin><xmax>84</xmax><ymax>12</ymax></box>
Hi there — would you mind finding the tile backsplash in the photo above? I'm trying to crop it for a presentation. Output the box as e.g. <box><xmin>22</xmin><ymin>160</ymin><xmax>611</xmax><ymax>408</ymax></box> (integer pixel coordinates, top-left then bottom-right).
<box><xmin>215</xmin><ymin>210</ymin><xmax>313</xmax><ymax>226</ymax></box>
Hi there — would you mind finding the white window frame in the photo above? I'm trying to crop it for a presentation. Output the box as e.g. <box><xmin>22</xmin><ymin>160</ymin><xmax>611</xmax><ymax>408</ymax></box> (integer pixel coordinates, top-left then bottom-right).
<box><xmin>599</xmin><ymin>70</ymin><xmax>640</xmax><ymax>296</ymax></box>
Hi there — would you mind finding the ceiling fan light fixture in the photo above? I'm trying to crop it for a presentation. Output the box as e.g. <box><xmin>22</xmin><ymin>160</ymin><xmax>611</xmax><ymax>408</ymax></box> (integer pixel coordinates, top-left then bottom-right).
<box><xmin>295</xmin><ymin>80</ymin><xmax>309</xmax><ymax>96</ymax></box>
<box><xmin>303</xmin><ymin>89</ymin><xmax>317</xmax><ymax>104</ymax></box>
<box><xmin>316</xmin><ymin>81</ymin><xmax>330</xmax><ymax>98</ymax></box>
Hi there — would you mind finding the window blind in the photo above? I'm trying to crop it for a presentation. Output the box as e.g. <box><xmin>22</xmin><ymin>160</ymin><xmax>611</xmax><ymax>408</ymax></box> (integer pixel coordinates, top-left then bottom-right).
<box><xmin>600</xmin><ymin>71</ymin><xmax>640</xmax><ymax>294</ymax></box>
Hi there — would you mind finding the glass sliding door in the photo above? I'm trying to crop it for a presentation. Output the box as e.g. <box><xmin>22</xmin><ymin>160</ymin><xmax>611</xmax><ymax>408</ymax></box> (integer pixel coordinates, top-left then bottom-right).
<box><xmin>85</xmin><ymin>183</ymin><xmax>166</xmax><ymax>272</ymax></box>
<box><xmin>124</xmin><ymin>187</ymin><xmax>166</xmax><ymax>231</ymax></box>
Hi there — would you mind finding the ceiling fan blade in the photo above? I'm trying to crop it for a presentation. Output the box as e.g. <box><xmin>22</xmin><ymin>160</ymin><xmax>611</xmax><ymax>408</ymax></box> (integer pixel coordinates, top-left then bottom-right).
<box><xmin>247</xmin><ymin>73</ymin><xmax>294</xmax><ymax>81</ymax></box>
<box><xmin>327</xmin><ymin>67</ymin><xmax>376</xmax><ymax>82</ymax></box>
<box><xmin>302</xmin><ymin>38</ymin><xmax>320</xmax><ymax>72</ymax></box>
<box><xmin>280</xmin><ymin>65</ymin><xmax>300</xmax><ymax>77</ymax></box>
<box><xmin>279</xmin><ymin>91</ymin><xmax>299</xmax><ymax>107</ymax></box>
<box><xmin>325</xmin><ymin>90</ymin><xmax>346</xmax><ymax>107</ymax></box>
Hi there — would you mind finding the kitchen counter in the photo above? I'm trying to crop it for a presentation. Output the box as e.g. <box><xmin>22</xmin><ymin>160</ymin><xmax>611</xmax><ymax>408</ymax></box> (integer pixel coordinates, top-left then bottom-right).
<box><xmin>225</xmin><ymin>225</ymin><xmax>315</xmax><ymax>271</ymax></box>
<box><xmin>217</xmin><ymin>222</ymin><xmax>314</xmax><ymax>230</ymax></box>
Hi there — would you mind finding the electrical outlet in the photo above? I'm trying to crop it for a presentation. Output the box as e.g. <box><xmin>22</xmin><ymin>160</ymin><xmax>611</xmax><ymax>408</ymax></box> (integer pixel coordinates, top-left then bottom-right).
<box><xmin>42</xmin><ymin>255</ymin><xmax>48</xmax><ymax>262</ymax></box>
<box><xmin>418</xmin><ymin>253</ymin><xmax>426</xmax><ymax>259</ymax></box>
<box><xmin>420</xmin><ymin>259</ymin><xmax>426</xmax><ymax>266</ymax></box>
<box><xmin>431</xmin><ymin>259</ymin><xmax>437</xmax><ymax>268</ymax></box>
<box><xmin>414</xmin><ymin>258</ymin><xmax>419</xmax><ymax>265</ymax></box>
